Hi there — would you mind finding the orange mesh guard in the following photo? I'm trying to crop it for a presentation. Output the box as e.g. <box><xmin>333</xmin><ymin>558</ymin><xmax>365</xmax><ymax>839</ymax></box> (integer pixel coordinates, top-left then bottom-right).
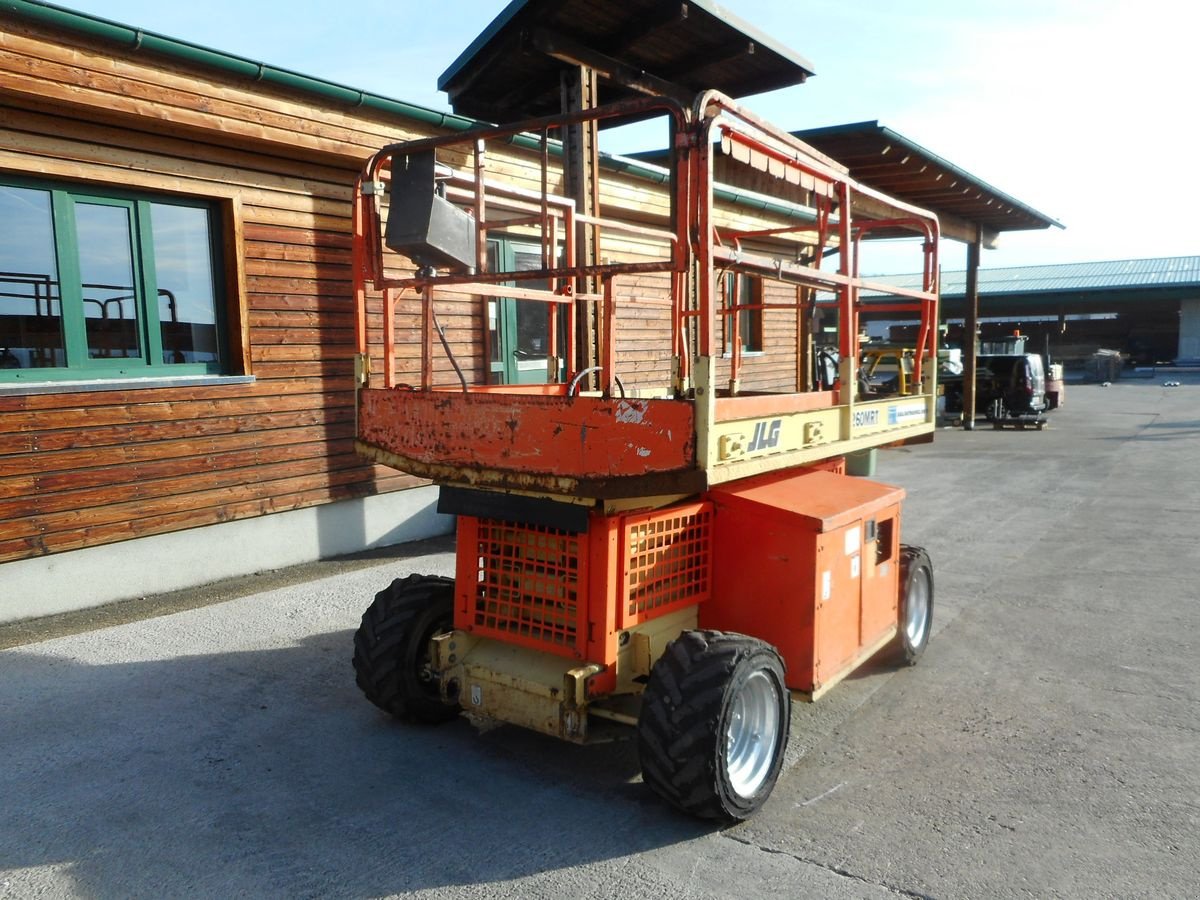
<box><xmin>458</xmin><ymin>517</ymin><xmax>588</xmax><ymax>660</ymax></box>
<box><xmin>619</xmin><ymin>501</ymin><xmax>713</xmax><ymax>628</ymax></box>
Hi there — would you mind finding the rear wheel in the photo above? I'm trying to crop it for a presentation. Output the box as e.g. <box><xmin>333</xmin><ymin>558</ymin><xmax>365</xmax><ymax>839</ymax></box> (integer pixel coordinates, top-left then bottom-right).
<box><xmin>890</xmin><ymin>546</ymin><xmax>933</xmax><ymax>666</ymax></box>
<box><xmin>638</xmin><ymin>630</ymin><xmax>790</xmax><ymax>821</ymax></box>
<box><xmin>353</xmin><ymin>573</ymin><xmax>461</xmax><ymax>723</ymax></box>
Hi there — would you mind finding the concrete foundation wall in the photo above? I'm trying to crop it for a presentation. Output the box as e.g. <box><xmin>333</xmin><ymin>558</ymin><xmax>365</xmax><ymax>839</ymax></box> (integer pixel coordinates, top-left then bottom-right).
<box><xmin>1179</xmin><ymin>298</ymin><xmax>1200</xmax><ymax>362</ymax></box>
<box><xmin>0</xmin><ymin>486</ymin><xmax>452</xmax><ymax>625</ymax></box>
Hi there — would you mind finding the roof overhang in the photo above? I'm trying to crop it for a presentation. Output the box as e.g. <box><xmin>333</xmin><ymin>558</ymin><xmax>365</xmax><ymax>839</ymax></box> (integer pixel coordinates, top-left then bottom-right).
<box><xmin>438</xmin><ymin>0</ymin><xmax>816</xmax><ymax>122</ymax></box>
<box><xmin>795</xmin><ymin>121</ymin><xmax>1063</xmax><ymax>247</ymax></box>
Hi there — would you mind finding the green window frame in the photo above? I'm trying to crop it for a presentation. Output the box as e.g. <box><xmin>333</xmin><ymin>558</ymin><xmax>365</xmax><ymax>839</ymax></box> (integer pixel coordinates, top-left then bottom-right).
<box><xmin>0</xmin><ymin>176</ymin><xmax>228</xmax><ymax>382</ymax></box>
<box><xmin>486</xmin><ymin>236</ymin><xmax>565</xmax><ymax>385</ymax></box>
<box><xmin>724</xmin><ymin>271</ymin><xmax>764</xmax><ymax>354</ymax></box>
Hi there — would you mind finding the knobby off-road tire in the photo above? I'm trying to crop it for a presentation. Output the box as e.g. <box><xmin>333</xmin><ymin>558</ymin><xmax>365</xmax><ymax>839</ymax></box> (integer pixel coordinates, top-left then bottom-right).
<box><xmin>638</xmin><ymin>630</ymin><xmax>790</xmax><ymax>821</ymax></box>
<box><xmin>353</xmin><ymin>573</ymin><xmax>461</xmax><ymax>724</ymax></box>
<box><xmin>890</xmin><ymin>546</ymin><xmax>933</xmax><ymax>666</ymax></box>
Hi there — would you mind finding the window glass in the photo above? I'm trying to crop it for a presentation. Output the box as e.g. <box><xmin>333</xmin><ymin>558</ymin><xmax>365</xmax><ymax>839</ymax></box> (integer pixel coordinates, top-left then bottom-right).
<box><xmin>0</xmin><ymin>177</ymin><xmax>226</xmax><ymax>382</ymax></box>
<box><xmin>725</xmin><ymin>272</ymin><xmax>763</xmax><ymax>353</ymax></box>
<box><xmin>512</xmin><ymin>245</ymin><xmax>551</xmax><ymax>360</ymax></box>
<box><xmin>75</xmin><ymin>202</ymin><xmax>141</xmax><ymax>360</ymax></box>
<box><xmin>486</xmin><ymin>238</ymin><xmax>562</xmax><ymax>384</ymax></box>
<box><xmin>0</xmin><ymin>185</ymin><xmax>64</xmax><ymax>369</ymax></box>
<box><xmin>151</xmin><ymin>203</ymin><xmax>219</xmax><ymax>365</ymax></box>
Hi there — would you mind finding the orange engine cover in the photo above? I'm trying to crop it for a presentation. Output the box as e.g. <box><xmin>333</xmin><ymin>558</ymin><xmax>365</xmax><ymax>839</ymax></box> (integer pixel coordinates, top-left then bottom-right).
<box><xmin>704</xmin><ymin>468</ymin><xmax>904</xmax><ymax>694</ymax></box>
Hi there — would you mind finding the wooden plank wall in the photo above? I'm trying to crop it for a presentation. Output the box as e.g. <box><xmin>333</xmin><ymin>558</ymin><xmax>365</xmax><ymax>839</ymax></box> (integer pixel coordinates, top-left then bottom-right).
<box><xmin>0</xmin><ymin>21</ymin><xmax>439</xmax><ymax>564</ymax></box>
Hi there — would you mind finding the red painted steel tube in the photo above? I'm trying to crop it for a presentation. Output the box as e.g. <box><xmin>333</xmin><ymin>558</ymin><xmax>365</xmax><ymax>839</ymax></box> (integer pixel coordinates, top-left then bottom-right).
<box><xmin>566</xmin><ymin>289</ymin><xmax>578</xmax><ymax>383</ymax></box>
<box><xmin>352</xmin><ymin>176</ymin><xmax>368</xmax><ymax>358</ymax></box>
<box><xmin>353</xmin><ymin>87</ymin><xmax>941</xmax><ymax>432</ymax></box>
<box><xmin>725</xmin><ymin>223</ymin><xmax>825</xmax><ymax>242</ymax></box>
<box><xmin>837</xmin><ymin>181</ymin><xmax>855</xmax><ymax>364</ymax></box>
<box><xmin>728</xmin><ymin>271</ymin><xmax>742</xmax><ymax>392</ymax></box>
<box><xmin>694</xmin><ymin>93</ymin><xmax>718</xmax><ymax>359</ymax></box>
<box><xmin>853</xmin><ymin>216</ymin><xmax>937</xmax><ymax>243</ymax></box>
<box><xmin>718</xmin><ymin>125</ymin><xmax>837</xmax><ymax>192</ymax></box>
<box><xmin>382</xmin><ymin>260</ymin><xmax>674</xmax><ymax>292</ymax></box>
<box><xmin>563</xmin><ymin>196</ymin><xmax>579</xmax><ymax>381</ymax></box>
<box><xmin>383</xmin><ymin>287</ymin><xmax>396</xmax><ymax>388</ymax></box>
<box><xmin>361</xmin><ymin>95</ymin><xmax>689</xmax><ymax>184</ymax></box>
<box><xmin>421</xmin><ymin>285</ymin><xmax>434</xmax><ymax>391</ymax></box>
<box><xmin>602</xmin><ymin>278</ymin><xmax>617</xmax><ymax>395</ymax></box>
<box><xmin>473</xmin><ymin>139</ymin><xmax>487</xmax><ymax>274</ymax></box>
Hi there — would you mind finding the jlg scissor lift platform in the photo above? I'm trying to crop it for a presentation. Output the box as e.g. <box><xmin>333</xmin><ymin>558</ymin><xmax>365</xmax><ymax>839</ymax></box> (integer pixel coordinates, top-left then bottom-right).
<box><xmin>350</xmin><ymin>92</ymin><xmax>939</xmax><ymax>820</ymax></box>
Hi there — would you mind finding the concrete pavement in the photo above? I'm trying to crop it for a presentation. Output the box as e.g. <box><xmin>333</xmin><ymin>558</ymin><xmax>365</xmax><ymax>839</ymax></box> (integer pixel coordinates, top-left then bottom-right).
<box><xmin>2</xmin><ymin>373</ymin><xmax>1198</xmax><ymax>898</ymax></box>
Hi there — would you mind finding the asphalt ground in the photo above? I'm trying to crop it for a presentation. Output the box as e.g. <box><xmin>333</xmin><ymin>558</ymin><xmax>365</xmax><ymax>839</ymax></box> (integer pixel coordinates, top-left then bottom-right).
<box><xmin>2</xmin><ymin>372</ymin><xmax>1198</xmax><ymax>899</ymax></box>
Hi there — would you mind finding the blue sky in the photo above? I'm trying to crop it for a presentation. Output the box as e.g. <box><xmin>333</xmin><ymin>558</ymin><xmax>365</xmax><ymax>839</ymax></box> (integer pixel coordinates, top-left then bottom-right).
<box><xmin>54</xmin><ymin>0</ymin><xmax>1199</xmax><ymax>271</ymax></box>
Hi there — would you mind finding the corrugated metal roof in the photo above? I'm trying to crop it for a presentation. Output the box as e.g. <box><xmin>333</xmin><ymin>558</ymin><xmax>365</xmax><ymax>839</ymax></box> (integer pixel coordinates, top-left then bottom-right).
<box><xmin>937</xmin><ymin>256</ymin><xmax>1200</xmax><ymax>297</ymax></box>
<box><xmin>863</xmin><ymin>257</ymin><xmax>1200</xmax><ymax>317</ymax></box>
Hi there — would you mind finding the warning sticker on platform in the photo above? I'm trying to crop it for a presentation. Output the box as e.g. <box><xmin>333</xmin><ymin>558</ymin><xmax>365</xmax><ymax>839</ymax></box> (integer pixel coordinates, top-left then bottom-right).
<box><xmin>887</xmin><ymin>401</ymin><xmax>927</xmax><ymax>426</ymax></box>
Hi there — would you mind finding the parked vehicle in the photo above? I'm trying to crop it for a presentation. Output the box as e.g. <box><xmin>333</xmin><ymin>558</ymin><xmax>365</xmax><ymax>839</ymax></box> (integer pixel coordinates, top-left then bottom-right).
<box><xmin>942</xmin><ymin>353</ymin><xmax>1047</xmax><ymax>421</ymax></box>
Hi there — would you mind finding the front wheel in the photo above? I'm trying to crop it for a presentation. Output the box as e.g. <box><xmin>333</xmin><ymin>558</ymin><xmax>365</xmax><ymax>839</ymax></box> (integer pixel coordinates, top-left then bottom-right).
<box><xmin>890</xmin><ymin>546</ymin><xmax>933</xmax><ymax>666</ymax></box>
<box><xmin>638</xmin><ymin>631</ymin><xmax>790</xmax><ymax>821</ymax></box>
<box><xmin>353</xmin><ymin>573</ymin><xmax>461</xmax><ymax>724</ymax></box>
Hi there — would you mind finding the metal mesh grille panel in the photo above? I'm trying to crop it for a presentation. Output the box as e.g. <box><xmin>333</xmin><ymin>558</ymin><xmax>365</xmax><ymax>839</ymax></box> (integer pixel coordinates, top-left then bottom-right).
<box><xmin>472</xmin><ymin>519</ymin><xmax>583</xmax><ymax>655</ymax></box>
<box><xmin>622</xmin><ymin>503</ymin><xmax>713</xmax><ymax>625</ymax></box>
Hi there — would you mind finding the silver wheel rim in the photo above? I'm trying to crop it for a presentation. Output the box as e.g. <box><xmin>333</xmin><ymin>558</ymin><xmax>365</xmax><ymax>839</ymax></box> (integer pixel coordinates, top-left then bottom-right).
<box><xmin>905</xmin><ymin>568</ymin><xmax>931</xmax><ymax>647</ymax></box>
<box><xmin>725</xmin><ymin>669</ymin><xmax>782</xmax><ymax>798</ymax></box>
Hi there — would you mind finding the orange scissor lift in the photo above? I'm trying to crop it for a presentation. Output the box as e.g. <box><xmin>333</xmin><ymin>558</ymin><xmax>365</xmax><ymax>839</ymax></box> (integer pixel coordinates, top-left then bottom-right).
<box><xmin>350</xmin><ymin>92</ymin><xmax>939</xmax><ymax>820</ymax></box>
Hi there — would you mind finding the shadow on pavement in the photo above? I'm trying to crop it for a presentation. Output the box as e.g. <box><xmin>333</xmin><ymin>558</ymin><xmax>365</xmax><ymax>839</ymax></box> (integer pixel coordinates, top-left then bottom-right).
<box><xmin>0</xmin><ymin>629</ymin><xmax>709</xmax><ymax>897</ymax></box>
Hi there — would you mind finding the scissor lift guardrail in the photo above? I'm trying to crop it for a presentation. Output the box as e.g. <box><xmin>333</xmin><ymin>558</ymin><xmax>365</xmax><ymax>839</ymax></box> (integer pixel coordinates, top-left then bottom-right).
<box><xmin>351</xmin><ymin>91</ymin><xmax>939</xmax><ymax>499</ymax></box>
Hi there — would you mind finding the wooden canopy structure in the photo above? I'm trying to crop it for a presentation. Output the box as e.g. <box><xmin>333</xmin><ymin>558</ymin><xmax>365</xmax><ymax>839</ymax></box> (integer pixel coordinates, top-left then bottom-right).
<box><xmin>437</xmin><ymin>0</ymin><xmax>821</xmax><ymax>383</ymax></box>
<box><xmin>795</xmin><ymin>121</ymin><xmax>1061</xmax><ymax>248</ymax></box>
<box><xmin>438</xmin><ymin>0</ymin><xmax>816</xmax><ymax>122</ymax></box>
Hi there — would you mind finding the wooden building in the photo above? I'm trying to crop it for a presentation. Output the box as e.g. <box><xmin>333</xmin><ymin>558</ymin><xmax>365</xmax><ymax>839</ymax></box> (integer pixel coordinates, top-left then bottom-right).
<box><xmin>0</xmin><ymin>3</ymin><xmax>835</xmax><ymax>622</ymax></box>
<box><xmin>0</xmin><ymin>5</ymin><xmax>492</xmax><ymax>621</ymax></box>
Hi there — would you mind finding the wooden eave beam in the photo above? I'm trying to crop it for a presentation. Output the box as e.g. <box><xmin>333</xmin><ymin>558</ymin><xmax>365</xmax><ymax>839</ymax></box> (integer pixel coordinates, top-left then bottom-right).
<box><xmin>724</xmin><ymin>69</ymin><xmax>809</xmax><ymax>95</ymax></box>
<box><xmin>595</xmin><ymin>2</ymin><xmax>692</xmax><ymax>57</ymax></box>
<box><xmin>486</xmin><ymin>74</ymin><xmax>564</xmax><ymax>121</ymax></box>
<box><xmin>660</xmin><ymin>37</ymin><xmax>758</xmax><ymax>82</ymax></box>
<box><xmin>816</xmin><ymin>151</ymin><xmax>896</xmax><ymax>168</ymax></box>
<box><xmin>528</xmin><ymin>26</ymin><xmax>695</xmax><ymax>105</ymax></box>
<box><xmin>844</xmin><ymin>159</ymin><xmax>922</xmax><ymax>177</ymax></box>
<box><xmin>891</xmin><ymin>188</ymin><xmax>989</xmax><ymax>208</ymax></box>
<box><xmin>941</xmin><ymin>216</ymin><xmax>1000</xmax><ymax>248</ymax></box>
<box><xmin>442</xmin><ymin>35</ymin><xmax>520</xmax><ymax>103</ymax></box>
<box><xmin>851</xmin><ymin>193</ymin><xmax>998</xmax><ymax>248</ymax></box>
<box><xmin>862</xmin><ymin>172</ymin><xmax>945</xmax><ymax>190</ymax></box>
